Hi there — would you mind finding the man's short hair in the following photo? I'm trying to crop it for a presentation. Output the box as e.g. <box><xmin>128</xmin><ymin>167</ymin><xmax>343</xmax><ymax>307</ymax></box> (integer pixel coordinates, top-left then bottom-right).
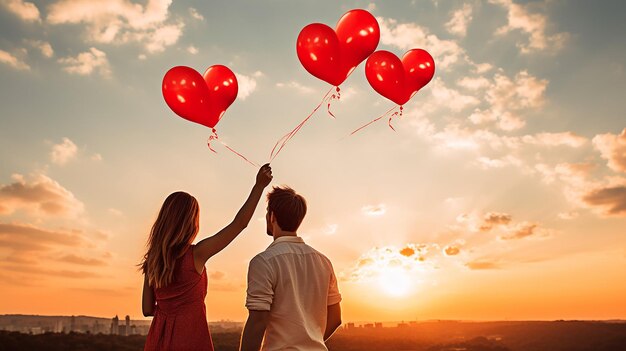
<box><xmin>267</xmin><ymin>186</ymin><xmax>307</xmax><ymax>232</ymax></box>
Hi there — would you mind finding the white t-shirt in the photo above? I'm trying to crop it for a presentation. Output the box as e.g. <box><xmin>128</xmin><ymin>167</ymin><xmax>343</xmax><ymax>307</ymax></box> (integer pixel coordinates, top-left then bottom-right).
<box><xmin>246</xmin><ymin>236</ymin><xmax>342</xmax><ymax>351</ymax></box>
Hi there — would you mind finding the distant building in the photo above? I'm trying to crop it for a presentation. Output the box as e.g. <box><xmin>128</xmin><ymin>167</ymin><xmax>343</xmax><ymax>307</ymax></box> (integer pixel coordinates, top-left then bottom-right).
<box><xmin>54</xmin><ymin>320</ymin><xmax>63</xmax><ymax>333</ymax></box>
<box><xmin>397</xmin><ymin>321</ymin><xmax>409</xmax><ymax>328</ymax></box>
<box><xmin>364</xmin><ymin>323</ymin><xmax>374</xmax><ymax>329</ymax></box>
<box><xmin>111</xmin><ymin>315</ymin><xmax>119</xmax><ymax>335</ymax></box>
<box><xmin>125</xmin><ymin>315</ymin><xmax>130</xmax><ymax>336</ymax></box>
<box><xmin>375</xmin><ymin>322</ymin><xmax>383</xmax><ymax>329</ymax></box>
<box><xmin>345</xmin><ymin>322</ymin><xmax>355</xmax><ymax>330</ymax></box>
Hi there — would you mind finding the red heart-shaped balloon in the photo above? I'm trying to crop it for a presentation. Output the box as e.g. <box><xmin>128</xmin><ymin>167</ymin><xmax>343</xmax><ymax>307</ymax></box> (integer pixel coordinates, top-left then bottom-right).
<box><xmin>297</xmin><ymin>9</ymin><xmax>380</xmax><ymax>86</ymax></box>
<box><xmin>162</xmin><ymin>65</ymin><xmax>238</xmax><ymax>128</ymax></box>
<box><xmin>365</xmin><ymin>49</ymin><xmax>435</xmax><ymax>105</ymax></box>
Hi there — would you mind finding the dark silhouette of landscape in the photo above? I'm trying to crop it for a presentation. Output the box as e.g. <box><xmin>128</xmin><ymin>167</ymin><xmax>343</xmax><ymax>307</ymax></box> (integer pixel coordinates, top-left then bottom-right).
<box><xmin>2</xmin><ymin>319</ymin><xmax>626</xmax><ymax>351</ymax></box>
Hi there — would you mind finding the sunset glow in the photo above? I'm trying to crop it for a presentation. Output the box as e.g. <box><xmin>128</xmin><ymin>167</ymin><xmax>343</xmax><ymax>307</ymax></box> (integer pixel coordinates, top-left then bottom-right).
<box><xmin>1</xmin><ymin>0</ymin><xmax>625</xmax><ymax>325</ymax></box>
<box><xmin>377</xmin><ymin>268</ymin><xmax>413</xmax><ymax>297</ymax></box>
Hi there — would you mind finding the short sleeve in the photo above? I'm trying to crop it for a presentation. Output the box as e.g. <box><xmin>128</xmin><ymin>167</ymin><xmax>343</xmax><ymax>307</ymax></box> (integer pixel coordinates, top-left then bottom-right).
<box><xmin>245</xmin><ymin>255</ymin><xmax>274</xmax><ymax>311</ymax></box>
<box><xmin>327</xmin><ymin>261</ymin><xmax>342</xmax><ymax>306</ymax></box>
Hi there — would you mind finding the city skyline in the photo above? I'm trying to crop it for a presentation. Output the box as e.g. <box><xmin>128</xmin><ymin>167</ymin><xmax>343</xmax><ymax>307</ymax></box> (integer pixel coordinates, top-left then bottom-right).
<box><xmin>1</xmin><ymin>0</ymin><xmax>626</xmax><ymax>323</ymax></box>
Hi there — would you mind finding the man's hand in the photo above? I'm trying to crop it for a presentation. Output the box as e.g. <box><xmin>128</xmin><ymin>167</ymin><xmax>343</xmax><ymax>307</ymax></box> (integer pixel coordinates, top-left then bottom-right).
<box><xmin>256</xmin><ymin>163</ymin><xmax>273</xmax><ymax>188</ymax></box>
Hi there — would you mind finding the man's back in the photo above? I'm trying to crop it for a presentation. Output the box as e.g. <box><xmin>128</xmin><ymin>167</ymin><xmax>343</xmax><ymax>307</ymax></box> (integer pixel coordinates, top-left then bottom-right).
<box><xmin>246</xmin><ymin>236</ymin><xmax>341</xmax><ymax>351</ymax></box>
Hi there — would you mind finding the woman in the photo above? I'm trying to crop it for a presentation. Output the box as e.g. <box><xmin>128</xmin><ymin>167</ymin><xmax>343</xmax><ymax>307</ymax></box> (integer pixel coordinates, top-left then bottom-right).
<box><xmin>140</xmin><ymin>164</ymin><xmax>273</xmax><ymax>351</ymax></box>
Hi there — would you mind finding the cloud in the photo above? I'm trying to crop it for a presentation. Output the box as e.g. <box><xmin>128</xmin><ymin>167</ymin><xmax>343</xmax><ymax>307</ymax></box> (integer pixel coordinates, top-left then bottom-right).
<box><xmin>378</xmin><ymin>16</ymin><xmax>466</xmax><ymax>68</ymax></box>
<box><xmin>476</xmin><ymin>155</ymin><xmax>522</xmax><ymax>169</ymax></box>
<box><xmin>58</xmin><ymin>254</ymin><xmax>106</xmax><ymax>266</ymax></box>
<box><xmin>58</xmin><ymin>47</ymin><xmax>111</xmax><ymax>77</ymax></box>
<box><xmin>465</xmin><ymin>260</ymin><xmax>500</xmax><ymax>270</ymax></box>
<box><xmin>490</xmin><ymin>0</ymin><xmax>568</xmax><ymax>54</ymax></box>
<box><xmin>189</xmin><ymin>7</ymin><xmax>203</xmax><ymax>20</ymax></box>
<box><xmin>187</xmin><ymin>45</ymin><xmax>198</xmax><ymax>54</ymax></box>
<box><xmin>145</xmin><ymin>23</ymin><xmax>183</xmax><ymax>53</ymax></box>
<box><xmin>473</xmin><ymin>63</ymin><xmax>493</xmax><ymax>74</ymax></box>
<box><xmin>482</xmin><ymin>71</ymin><xmax>548</xmax><ymax>130</ymax></box>
<box><xmin>50</xmin><ymin>137</ymin><xmax>78</xmax><ymax>165</ymax></box>
<box><xmin>464</xmin><ymin>70</ymin><xmax>547</xmax><ymax>131</ymax></box>
<box><xmin>1</xmin><ymin>0</ymin><xmax>40</xmax><ymax>22</ymax></box>
<box><xmin>582</xmin><ymin>186</ymin><xmax>626</xmax><ymax>216</ymax></box>
<box><xmin>0</xmin><ymin>173</ymin><xmax>85</xmax><ymax>218</ymax></box>
<box><xmin>0</xmin><ymin>221</ymin><xmax>111</xmax><ymax>284</ymax></box>
<box><xmin>445</xmin><ymin>3</ymin><xmax>473</xmax><ymax>37</ymax></box>
<box><xmin>499</xmin><ymin>221</ymin><xmax>553</xmax><ymax>240</ymax></box>
<box><xmin>91</xmin><ymin>153</ymin><xmax>103</xmax><ymax>161</ymax></box>
<box><xmin>456</xmin><ymin>211</ymin><xmax>556</xmax><ymax>241</ymax></box>
<box><xmin>343</xmin><ymin>244</ymin><xmax>436</xmax><ymax>284</ymax></box>
<box><xmin>362</xmin><ymin>203</ymin><xmax>386</xmax><ymax>216</ymax></box>
<box><xmin>276</xmin><ymin>81</ymin><xmax>315</xmax><ymax>94</ymax></box>
<box><xmin>235</xmin><ymin>71</ymin><xmax>263</xmax><ymax>100</ymax></box>
<box><xmin>429</xmin><ymin>78</ymin><xmax>480</xmax><ymax>112</ymax></box>
<box><xmin>532</xmin><ymin>162</ymin><xmax>626</xmax><ymax>217</ymax></box>
<box><xmin>27</xmin><ymin>40</ymin><xmax>54</xmax><ymax>58</ymax></box>
<box><xmin>457</xmin><ymin>76</ymin><xmax>490</xmax><ymax>90</ymax></box>
<box><xmin>534</xmin><ymin>162</ymin><xmax>595</xmax><ymax>186</ymax></box>
<box><xmin>443</xmin><ymin>245</ymin><xmax>461</xmax><ymax>256</ymax></box>
<box><xmin>1</xmin><ymin>264</ymin><xmax>103</xmax><ymax>278</ymax></box>
<box><xmin>399</xmin><ymin>247</ymin><xmax>415</xmax><ymax>257</ymax></box>
<box><xmin>593</xmin><ymin>128</ymin><xmax>626</xmax><ymax>173</ymax></box>
<box><xmin>479</xmin><ymin>212</ymin><xmax>512</xmax><ymax>231</ymax></box>
<box><xmin>0</xmin><ymin>49</ymin><xmax>30</xmax><ymax>70</ymax></box>
<box><xmin>522</xmin><ymin>132</ymin><xmax>587</xmax><ymax>148</ymax></box>
<box><xmin>410</xmin><ymin>70</ymin><xmax>549</xmax><ymax>145</ymax></box>
<box><xmin>47</xmin><ymin>0</ymin><xmax>183</xmax><ymax>54</ymax></box>
<box><xmin>0</xmin><ymin>222</ymin><xmax>83</xmax><ymax>250</ymax></box>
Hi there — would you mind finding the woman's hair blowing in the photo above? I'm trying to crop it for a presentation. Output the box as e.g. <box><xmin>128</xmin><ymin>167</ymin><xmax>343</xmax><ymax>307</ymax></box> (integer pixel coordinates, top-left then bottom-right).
<box><xmin>140</xmin><ymin>191</ymin><xmax>199</xmax><ymax>289</ymax></box>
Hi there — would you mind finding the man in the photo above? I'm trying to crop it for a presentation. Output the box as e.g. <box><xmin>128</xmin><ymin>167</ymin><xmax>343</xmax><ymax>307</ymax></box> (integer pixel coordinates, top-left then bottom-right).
<box><xmin>240</xmin><ymin>186</ymin><xmax>342</xmax><ymax>351</ymax></box>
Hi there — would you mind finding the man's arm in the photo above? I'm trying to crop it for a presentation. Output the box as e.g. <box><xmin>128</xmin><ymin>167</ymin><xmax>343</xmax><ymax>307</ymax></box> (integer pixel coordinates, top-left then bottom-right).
<box><xmin>324</xmin><ymin>302</ymin><xmax>342</xmax><ymax>340</ymax></box>
<box><xmin>193</xmin><ymin>164</ymin><xmax>272</xmax><ymax>272</ymax></box>
<box><xmin>240</xmin><ymin>310</ymin><xmax>269</xmax><ymax>351</ymax></box>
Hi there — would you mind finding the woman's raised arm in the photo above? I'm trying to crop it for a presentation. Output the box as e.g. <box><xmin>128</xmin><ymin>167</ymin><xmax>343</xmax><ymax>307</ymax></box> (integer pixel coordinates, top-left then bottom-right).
<box><xmin>193</xmin><ymin>164</ymin><xmax>273</xmax><ymax>272</ymax></box>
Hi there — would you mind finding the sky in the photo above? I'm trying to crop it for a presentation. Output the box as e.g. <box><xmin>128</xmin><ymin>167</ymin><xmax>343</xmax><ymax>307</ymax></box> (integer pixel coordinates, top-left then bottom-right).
<box><xmin>1</xmin><ymin>0</ymin><xmax>625</xmax><ymax>323</ymax></box>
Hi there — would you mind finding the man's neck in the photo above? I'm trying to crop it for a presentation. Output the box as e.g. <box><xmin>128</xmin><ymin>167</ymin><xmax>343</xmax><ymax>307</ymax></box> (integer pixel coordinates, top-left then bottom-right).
<box><xmin>272</xmin><ymin>231</ymin><xmax>298</xmax><ymax>241</ymax></box>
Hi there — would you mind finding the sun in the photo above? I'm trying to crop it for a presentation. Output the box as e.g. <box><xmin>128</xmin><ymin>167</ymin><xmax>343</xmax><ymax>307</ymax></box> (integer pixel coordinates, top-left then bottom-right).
<box><xmin>377</xmin><ymin>268</ymin><xmax>413</xmax><ymax>297</ymax></box>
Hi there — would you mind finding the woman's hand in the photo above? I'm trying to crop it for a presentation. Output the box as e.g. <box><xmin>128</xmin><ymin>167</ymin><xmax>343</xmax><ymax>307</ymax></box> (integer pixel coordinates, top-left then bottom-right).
<box><xmin>256</xmin><ymin>163</ymin><xmax>273</xmax><ymax>188</ymax></box>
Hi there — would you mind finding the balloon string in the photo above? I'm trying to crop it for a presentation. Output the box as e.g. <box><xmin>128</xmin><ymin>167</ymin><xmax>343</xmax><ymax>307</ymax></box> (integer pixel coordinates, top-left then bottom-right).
<box><xmin>349</xmin><ymin>106</ymin><xmax>398</xmax><ymax>136</ymax></box>
<box><xmin>269</xmin><ymin>86</ymin><xmax>334</xmax><ymax>162</ymax></box>
<box><xmin>207</xmin><ymin>129</ymin><xmax>260</xmax><ymax>168</ymax></box>
<box><xmin>207</xmin><ymin>128</ymin><xmax>218</xmax><ymax>153</ymax></box>
<box><xmin>326</xmin><ymin>86</ymin><xmax>341</xmax><ymax>119</ymax></box>
<box><xmin>387</xmin><ymin>106</ymin><xmax>403</xmax><ymax>132</ymax></box>
<box><xmin>220</xmin><ymin>142</ymin><xmax>260</xmax><ymax>167</ymax></box>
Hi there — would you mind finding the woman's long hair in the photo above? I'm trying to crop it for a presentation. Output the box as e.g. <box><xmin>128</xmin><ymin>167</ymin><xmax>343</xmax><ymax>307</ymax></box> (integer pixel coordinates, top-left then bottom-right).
<box><xmin>139</xmin><ymin>191</ymin><xmax>200</xmax><ymax>289</ymax></box>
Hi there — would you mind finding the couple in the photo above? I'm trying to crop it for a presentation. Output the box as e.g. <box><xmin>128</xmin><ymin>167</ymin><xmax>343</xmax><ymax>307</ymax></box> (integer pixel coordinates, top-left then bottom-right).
<box><xmin>140</xmin><ymin>164</ymin><xmax>342</xmax><ymax>351</ymax></box>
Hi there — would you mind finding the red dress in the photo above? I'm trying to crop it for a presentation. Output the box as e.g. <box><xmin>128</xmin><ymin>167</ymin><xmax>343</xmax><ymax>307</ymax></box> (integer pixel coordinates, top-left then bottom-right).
<box><xmin>144</xmin><ymin>245</ymin><xmax>214</xmax><ymax>351</ymax></box>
